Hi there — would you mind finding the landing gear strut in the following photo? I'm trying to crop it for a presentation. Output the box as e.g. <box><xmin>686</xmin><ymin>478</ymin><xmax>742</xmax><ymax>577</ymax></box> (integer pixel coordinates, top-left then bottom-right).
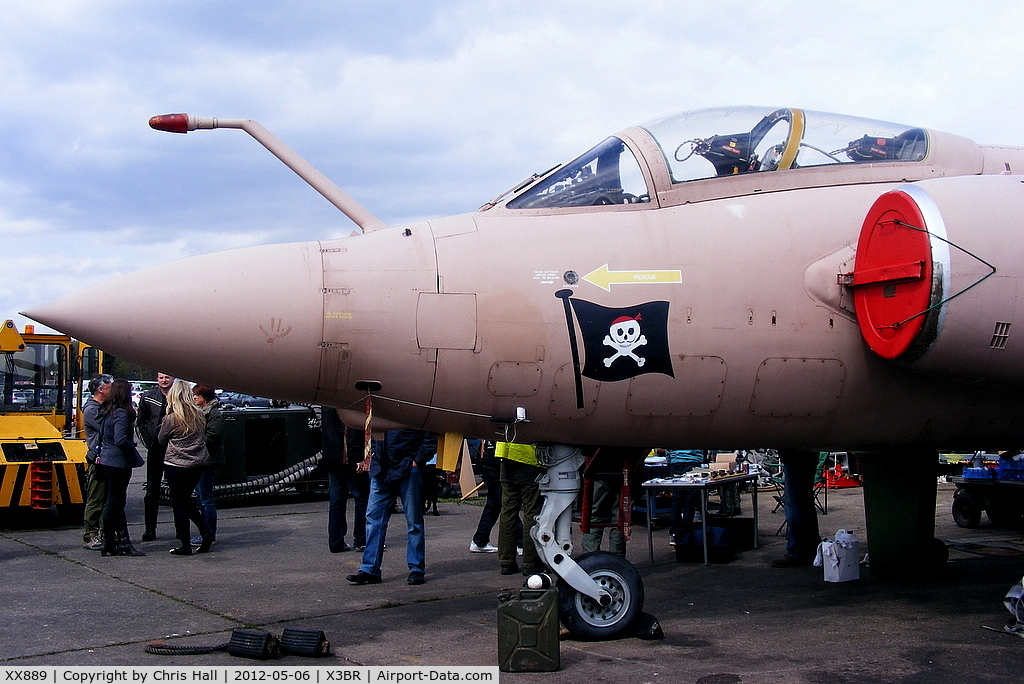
<box><xmin>531</xmin><ymin>444</ymin><xmax>645</xmax><ymax>640</ymax></box>
<box><xmin>860</xmin><ymin>449</ymin><xmax>949</xmax><ymax>579</ymax></box>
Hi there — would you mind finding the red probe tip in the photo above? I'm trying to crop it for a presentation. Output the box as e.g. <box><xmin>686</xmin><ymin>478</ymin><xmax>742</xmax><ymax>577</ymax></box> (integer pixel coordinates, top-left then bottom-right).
<box><xmin>148</xmin><ymin>113</ymin><xmax>191</xmax><ymax>134</ymax></box>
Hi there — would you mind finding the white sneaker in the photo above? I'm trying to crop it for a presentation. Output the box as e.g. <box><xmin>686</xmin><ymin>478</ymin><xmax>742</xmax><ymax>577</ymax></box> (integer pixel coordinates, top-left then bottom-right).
<box><xmin>470</xmin><ymin>542</ymin><xmax>498</xmax><ymax>553</ymax></box>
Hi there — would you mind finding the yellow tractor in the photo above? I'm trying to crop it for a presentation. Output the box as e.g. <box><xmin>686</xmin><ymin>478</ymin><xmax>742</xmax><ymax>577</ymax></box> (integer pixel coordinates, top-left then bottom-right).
<box><xmin>1</xmin><ymin>320</ymin><xmax>101</xmax><ymax>520</ymax></box>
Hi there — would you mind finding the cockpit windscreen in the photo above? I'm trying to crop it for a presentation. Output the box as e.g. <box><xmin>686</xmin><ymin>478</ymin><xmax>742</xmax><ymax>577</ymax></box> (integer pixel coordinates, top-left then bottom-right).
<box><xmin>507</xmin><ymin>137</ymin><xmax>650</xmax><ymax>209</ymax></box>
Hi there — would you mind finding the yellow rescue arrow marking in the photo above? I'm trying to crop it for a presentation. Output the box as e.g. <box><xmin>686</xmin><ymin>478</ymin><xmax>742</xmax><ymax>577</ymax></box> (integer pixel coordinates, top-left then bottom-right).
<box><xmin>583</xmin><ymin>264</ymin><xmax>682</xmax><ymax>292</ymax></box>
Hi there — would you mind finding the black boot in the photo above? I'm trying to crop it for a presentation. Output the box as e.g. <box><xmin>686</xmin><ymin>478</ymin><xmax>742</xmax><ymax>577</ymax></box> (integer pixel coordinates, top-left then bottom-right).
<box><xmin>100</xmin><ymin>520</ymin><xmax>118</xmax><ymax>556</ymax></box>
<box><xmin>196</xmin><ymin>533</ymin><xmax>214</xmax><ymax>553</ymax></box>
<box><xmin>115</xmin><ymin>529</ymin><xmax>145</xmax><ymax>556</ymax></box>
<box><xmin>170</xmin><ymin>533</ymin><xmax>193</xmax><ymax>555</ymax></box>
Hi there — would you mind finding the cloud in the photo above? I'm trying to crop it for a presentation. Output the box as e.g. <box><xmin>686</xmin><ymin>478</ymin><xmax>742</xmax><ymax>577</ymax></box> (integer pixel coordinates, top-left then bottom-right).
<box><xmin>3</xmin><ymin>0</ymin><xmax>1024</xmax><ymax>333</ymax></box>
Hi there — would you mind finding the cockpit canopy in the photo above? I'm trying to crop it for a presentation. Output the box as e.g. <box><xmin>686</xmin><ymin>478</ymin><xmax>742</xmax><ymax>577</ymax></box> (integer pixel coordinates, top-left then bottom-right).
<box><xmin>647</xmin><ymin>107</ymin><xmax>927</xmax><ymax>181</ymax></box>
<box><xmin>506</xmin><ymin>107</ymin><xmax>928</xmax><ymax>210</ymax></box>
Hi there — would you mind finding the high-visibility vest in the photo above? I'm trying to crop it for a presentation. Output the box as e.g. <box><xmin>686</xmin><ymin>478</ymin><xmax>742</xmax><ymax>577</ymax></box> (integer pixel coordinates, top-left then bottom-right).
<box><xmin>495</xmin><ymin>441</ymin><xmax>539</xmax><ymax>466</ymax></box>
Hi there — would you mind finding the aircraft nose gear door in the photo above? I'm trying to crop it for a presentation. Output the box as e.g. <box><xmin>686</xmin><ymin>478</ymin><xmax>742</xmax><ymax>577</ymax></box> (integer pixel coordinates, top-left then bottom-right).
<box><xmin>532</xmin><ymin>444</ymin><xmax>645</xmax><ymax>640</ymax></box>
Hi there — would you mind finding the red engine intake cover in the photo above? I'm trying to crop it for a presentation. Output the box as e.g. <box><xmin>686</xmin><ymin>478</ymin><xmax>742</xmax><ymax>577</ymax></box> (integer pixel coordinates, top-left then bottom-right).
<box><xmin>851</xmin><ymin>190</ymin><xmax>934</xmax><ymax>360</ymax></box>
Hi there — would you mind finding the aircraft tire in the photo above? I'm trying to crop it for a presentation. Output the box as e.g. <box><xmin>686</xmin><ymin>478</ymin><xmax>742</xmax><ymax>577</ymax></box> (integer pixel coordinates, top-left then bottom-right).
<box><xmin>557</xmin><ymin>551</ymin><xmax>643</xmax><ymax>641</ymax></box>
<box><xmin>951</xmin><ymin>491</ymin><xmax>981</xmax><ymax>528</ymax></box>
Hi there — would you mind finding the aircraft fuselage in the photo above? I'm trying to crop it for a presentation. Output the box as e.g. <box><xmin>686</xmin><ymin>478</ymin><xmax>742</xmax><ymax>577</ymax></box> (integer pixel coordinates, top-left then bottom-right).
<box><xmin>26</xmin><ymin>107</ymin><xmax>1024</xmax><ymax>452</ymax></box>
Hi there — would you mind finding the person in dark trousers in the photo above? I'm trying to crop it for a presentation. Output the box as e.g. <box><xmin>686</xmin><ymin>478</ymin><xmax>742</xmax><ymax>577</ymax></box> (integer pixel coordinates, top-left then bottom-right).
<box><xmin>322</xmin><ymin>406</ymin><xmax>369</xmax><ymax>553</ymax></box>
<box><xmin>82</xmin><ymin>374</ymin><xmax>113</xmax><ymax>550</ymax></box>
<box><xmin>158</xmin><ymin>380</ymin><xmax>211</xmax><ymax>555</ymax></box>
<box><xmin>469</xmin><ymin>440</ymin><xmax>500</xmax><ymax>553</ymax></box>
<box><xmin>772</xmin><ymin>449</ymin><xmax>822</xmax><ymax>567</ymax></box>
<box><xmin>664</xmin><ymin>448</ymin><xmax>705</xmax><ymax>546</ymax></box>
<box><xmin>137</xmin><ymin>372</ymin><xmax>173</xmax><ymax>541</ymax></box>
<box><xmin>347</xmin><ymin>429</ymin><xmax>438</xmax><ymax>586</ymax></box>
<box><xmin>192</xmin><ymin>384</ymin><xmax>224</xmax><ymax>546</ymax></box>
<box><xmin>420</xmin><ymin>454</ymin><xmax>442</xmax><ymax>516</ymax></box>
<box><xmin>464</xmin><ymin>440</ymin><xmax>499</xmax><ymax>552</ymax></box>
<box><xmin>96</xmin><ymin>378</ymin><xmax>146</xmax><ymax>557</ymax></box>
<box><xmin>496</xmin><ymin>442</ymin><xmax>545</xmax><ymax>576</ymax></box>
<box><xmin>580</xmin><ymin>446</ymin><xmax>646</xmax><ymax>557</ymax></box>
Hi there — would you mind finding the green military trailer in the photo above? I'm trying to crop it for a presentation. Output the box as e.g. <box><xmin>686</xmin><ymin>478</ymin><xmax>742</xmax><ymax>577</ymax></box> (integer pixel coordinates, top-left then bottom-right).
<box><xmin>161</xmin><ymin>403</ymin><xmax>325</xmax><ymax>505</ymax></box>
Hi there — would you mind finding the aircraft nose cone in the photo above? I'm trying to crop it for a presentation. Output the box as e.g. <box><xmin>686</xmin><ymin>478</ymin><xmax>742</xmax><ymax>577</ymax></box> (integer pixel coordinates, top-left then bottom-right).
<box><xmin>24</xmin><ymin>242</ymin><xmax>324</xmax><ymax>400</ymax></box>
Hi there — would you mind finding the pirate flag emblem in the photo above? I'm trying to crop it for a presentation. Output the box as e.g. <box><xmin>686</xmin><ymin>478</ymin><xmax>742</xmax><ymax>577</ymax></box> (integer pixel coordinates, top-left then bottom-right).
<box><xmin>556</xmin><ymin>289</ymin><xmax>673</xmax><ymax>407</ymax></box>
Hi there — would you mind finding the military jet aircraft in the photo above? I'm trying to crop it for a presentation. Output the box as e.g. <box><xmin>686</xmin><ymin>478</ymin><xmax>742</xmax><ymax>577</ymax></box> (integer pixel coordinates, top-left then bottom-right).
<box><xmin>26</xmin><ymin>106</ymin><xmax>1024</xmax><ymax>638</ymax></box>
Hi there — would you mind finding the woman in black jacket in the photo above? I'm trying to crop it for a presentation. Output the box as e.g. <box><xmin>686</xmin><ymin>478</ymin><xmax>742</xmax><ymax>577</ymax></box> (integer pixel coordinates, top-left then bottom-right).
<box><xmin>96</xmin><ymin>378</ymin><xmax>146</xmax><ymax>556</ymax></box>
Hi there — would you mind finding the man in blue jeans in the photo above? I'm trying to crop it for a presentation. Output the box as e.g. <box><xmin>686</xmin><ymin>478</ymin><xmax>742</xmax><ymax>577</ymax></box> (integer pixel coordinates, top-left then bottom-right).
<box><xmin>346</xmin><ymin>429</ymin><xmax>438</xmax><ymax>586</ymax></box>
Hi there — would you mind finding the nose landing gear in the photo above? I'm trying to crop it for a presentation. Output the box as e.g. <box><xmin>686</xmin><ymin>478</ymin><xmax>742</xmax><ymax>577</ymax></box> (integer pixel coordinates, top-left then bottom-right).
<box><xmin>531</xmin><ymin>444</ymin><xmax>647</xmax><ymax>640</ymax></box>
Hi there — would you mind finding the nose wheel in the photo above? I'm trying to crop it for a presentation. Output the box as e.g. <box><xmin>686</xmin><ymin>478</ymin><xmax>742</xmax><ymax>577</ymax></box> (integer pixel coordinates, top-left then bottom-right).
<box><xmin>556</xmin><ymin>551</ymin><xmax>644</xmax><ymax>640</ymax></box>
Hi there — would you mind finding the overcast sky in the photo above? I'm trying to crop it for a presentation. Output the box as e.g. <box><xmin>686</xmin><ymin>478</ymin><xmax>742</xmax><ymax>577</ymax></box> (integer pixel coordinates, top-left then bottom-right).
<box><xmin>3</xmin><ymin>1</ymin><xmax>1023</xmax><ymax>332</ymax></box>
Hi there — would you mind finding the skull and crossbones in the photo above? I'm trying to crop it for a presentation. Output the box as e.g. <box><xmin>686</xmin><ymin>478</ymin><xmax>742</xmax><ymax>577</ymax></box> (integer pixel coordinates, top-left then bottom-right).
<box><xmin>603</xmin><ymin>314</ymin><xmax>647</xmax><ymax>367</ymax></box>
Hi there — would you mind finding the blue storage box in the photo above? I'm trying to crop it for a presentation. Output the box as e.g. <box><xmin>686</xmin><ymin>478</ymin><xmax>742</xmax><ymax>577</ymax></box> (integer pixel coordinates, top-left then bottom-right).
<box><xmin>997</xmin><ymin>460</ymin><xmax>1024</xmax><ymax>481</ymax></box>
<box><xmin>962</xmin><ymin>466</ymin><xmax>996</xmax><ymax>479</ymax></box>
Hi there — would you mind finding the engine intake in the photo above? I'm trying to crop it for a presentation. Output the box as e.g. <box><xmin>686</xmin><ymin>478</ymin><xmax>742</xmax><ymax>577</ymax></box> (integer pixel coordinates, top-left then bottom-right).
<box><xmin>849</xmin><ymin>176</ymin><xmax>1024</xmax><ymax>384</ymax></box>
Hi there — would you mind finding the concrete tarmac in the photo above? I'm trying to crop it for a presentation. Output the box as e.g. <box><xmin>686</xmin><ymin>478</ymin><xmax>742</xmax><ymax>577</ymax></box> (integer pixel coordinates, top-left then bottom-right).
<box><xmin>2</xmin><ymin>473</ymin><xmax>1024</xmax><ymax>682</ymax></box>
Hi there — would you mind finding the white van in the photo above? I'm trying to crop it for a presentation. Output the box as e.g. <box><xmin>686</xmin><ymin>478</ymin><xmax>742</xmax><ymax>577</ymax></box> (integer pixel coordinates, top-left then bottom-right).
<box><xmin>131</xmin><ymin>380</ymin><xmax>159</xmax><ymax>408</ymax></box>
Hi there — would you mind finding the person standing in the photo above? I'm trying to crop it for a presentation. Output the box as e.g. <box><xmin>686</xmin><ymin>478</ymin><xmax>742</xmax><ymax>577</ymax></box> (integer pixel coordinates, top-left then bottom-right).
<box><xmin>137</xmin><ymin>372</ymin><xmax>174</xmax><ymax>541</ymax></box>
<box><xmin>158</xmin><ymin>380</ymin><xmax>211</xmax><ymax>555</ymax></box>
<box><xmin>580</xmin><ymin>446</ymin><xmax>645</xmax><ymax>558</ymax></box>
<box><xmin>192</xmin><ymin>385</ymin><xmax>224</xmax><ymax>547</ymax></box>
<box><xmin>82</xmin><ymin>374</ymin><xmax>113</xmax><ymax>550</ymax></box>
<box><xmin>496</xmin><ymin>442</ymin><xmax>545</xmax><ymax>576</ymax></box>
<box><xmin>96</xmin><ymin>378</ymin><xmax>146</xmax><ymax>557</ymax></box>
<box><xmin>664</xmin><ymin>449</ymin><xmax>705</xmax><ymax>546</ymax></box>
<box><xmin>771</xmin><ymin>449</ymin><xmax>822</xmax><ymax>568</ymax></box>
<box><xmin>346</xmin><ymin>429</ymin><xmax>437</xmax><ymax>586</ymax></box>
<box><xmin>322</xmin><ymin>406</ymin><xmax>369</xmax><ymax>553</ymax></box>
<box><xmin>469</xmin><ymin>440</ymin><xmax>500</xmax><ymax>553</ymax></box>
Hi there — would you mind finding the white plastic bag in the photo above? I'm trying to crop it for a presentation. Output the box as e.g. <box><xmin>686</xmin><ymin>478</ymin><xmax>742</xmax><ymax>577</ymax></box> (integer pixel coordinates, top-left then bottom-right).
<box><xmin>814</xmin><ymin>529</ymin><xmax>860</xmax><ymax>582</ymax></box>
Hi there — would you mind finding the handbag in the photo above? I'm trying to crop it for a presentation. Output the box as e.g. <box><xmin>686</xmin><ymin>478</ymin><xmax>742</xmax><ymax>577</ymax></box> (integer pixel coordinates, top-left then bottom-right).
<box><xmin>95</xmin><ymin>414</ymin><xmax>106</xmax><ymax>466</ymax></box>
<box><xmin>129</xmin><ymin>446</ymin><xmax>146</xmax><ymax>468</ymax></box>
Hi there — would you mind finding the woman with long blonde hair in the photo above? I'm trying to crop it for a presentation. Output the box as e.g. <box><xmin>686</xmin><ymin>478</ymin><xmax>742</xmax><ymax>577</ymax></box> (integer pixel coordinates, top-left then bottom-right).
<box><xmin>158</xmin><ymin>380</ymin><xmax>211</xmax><ymax>555</ymax></box>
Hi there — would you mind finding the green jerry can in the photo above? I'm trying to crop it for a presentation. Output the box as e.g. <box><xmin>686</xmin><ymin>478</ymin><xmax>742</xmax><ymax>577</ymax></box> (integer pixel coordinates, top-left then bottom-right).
<box><xmin>496</xmin><ymin>587</ymin><xmax>560</xmax><ymax>672</ymax></box>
